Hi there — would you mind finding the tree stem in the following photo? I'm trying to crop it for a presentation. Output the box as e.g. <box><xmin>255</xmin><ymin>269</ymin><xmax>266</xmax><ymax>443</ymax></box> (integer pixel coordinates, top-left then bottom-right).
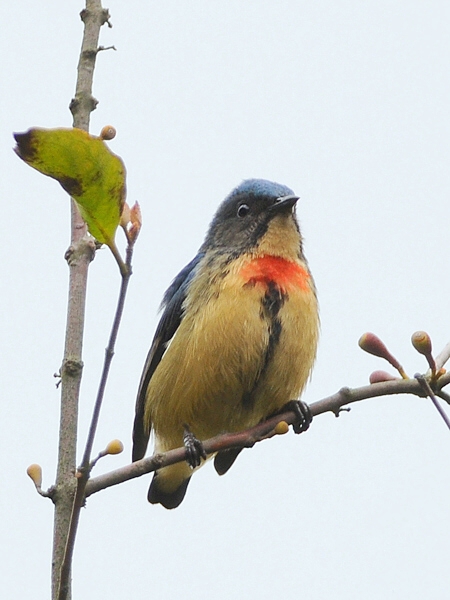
<box><xmin>57</xmin><ymin>245</ymin><xmax>133</xmax><ymax>600</ymax></box>
<box><xmin>52</xmin><ymin>224</ymin><xmax>94</xmax><ymax>600</ymax></box>
<box><xmin>52</xmin><ymin>2</ymin><xmax>108</xmax><ymax>598</ymax></box>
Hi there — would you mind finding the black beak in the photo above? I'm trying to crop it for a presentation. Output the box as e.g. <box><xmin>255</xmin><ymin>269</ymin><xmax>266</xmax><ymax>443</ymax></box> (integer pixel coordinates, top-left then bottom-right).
<box><xmin>270</xmin><ymin>194</ymin><xmax>299</xmax><ymax>213</ymax></box>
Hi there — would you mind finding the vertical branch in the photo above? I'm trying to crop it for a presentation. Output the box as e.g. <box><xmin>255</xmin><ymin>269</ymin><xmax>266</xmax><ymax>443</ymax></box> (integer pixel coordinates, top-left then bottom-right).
<box><xmin>69</xmin><ymin>2</ymin><xmax>111</xmax><ymax>130</ymax></box>
<box><xmin>52</xmin><ymin>236</ymin><xmax>94</xmax><ymax>600</ymax></box>
<box><xmin>52</xmin><ymin>2</ymin><xmax>110</xmax><ymax>599</ymax></box>
<box><xmin>57</xmin><ymin>245</ymin><xmax>134</xmax><ymax>600</ymax></box>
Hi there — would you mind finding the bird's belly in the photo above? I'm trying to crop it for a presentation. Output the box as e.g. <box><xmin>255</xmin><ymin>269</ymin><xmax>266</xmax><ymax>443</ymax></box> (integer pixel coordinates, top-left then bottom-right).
<box><xmin>145</xmin><ymin>267</ymin><xmax>318</xmax><ymax>449</ymax></box>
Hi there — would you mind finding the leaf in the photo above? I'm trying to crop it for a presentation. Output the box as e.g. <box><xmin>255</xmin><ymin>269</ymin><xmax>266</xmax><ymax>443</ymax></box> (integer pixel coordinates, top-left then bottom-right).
<box><xmin>13</xmin><ymin>127</ymin><xmax>126</xmax><ymax>247</ymax></box>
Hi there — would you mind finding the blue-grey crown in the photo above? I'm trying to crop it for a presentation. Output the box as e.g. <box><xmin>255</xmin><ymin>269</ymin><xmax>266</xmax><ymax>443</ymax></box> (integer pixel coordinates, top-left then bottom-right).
<box><xmin>226</xmin><ymin>179</ymin><xmax>295</xmax><ymax>201</ymax></box>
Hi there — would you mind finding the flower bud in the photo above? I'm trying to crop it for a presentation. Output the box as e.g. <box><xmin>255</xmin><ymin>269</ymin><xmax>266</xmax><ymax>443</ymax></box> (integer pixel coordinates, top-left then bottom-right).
<box><xmin>105</xmin><ymin>439</ymin><xmax>124</xmax><ymax>455</ymax></box>
<box><xmin>359</xmin><ymin>332</ymin><xmax>390</xmax><ymax>359</ymax></box>
<box><xmin>27</xmin><ymin>464</ymin><xmax>42</xmax><ymax>488</ymax></box>
<box><xmin>100</xmin><ymin>125</ymin><xmax>116</xmax><ymax>140</ymax></box>
<box><xmin>274</xmin><ymin>421</ymin><xmax>289</xmax><ymax>435</ymax></box>
<box><xmin>411</xmin><ymin>331</ymin><xmax>432</xmax><ymax>356</ymax></box>
<box><xmin>369</xmin><ymin>370</ymin><xmax>399</xmax><ymax>384</ymax></box>
<box><xmin>359</xmin><ymin>332</ymin><xmax>407</xmax><ymax>378</ymax></box>
<box><xmin>120</xmin><ymin>202</ymin><xmax>131</xmax><ymax>228</ymax></box>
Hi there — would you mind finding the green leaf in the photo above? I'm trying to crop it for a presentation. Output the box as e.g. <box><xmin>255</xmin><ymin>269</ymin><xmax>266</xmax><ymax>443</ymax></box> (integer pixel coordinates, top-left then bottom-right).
<box><xmin>14</xmin><ymin>127</ymin><xmax>126</xmax><ymax>247</ymax></box>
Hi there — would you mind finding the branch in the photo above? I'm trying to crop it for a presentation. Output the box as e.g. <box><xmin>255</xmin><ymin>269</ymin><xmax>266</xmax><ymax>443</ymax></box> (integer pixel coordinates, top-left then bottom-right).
<box><xmin>82</xmin><ymin>247</ymin><xmax>133</xmax><ymax>469</ymax></box>
<box><xmin>85</xmin><ymin>375</ymin><xmax>448</xmax><ymax>498</ymax></box>
<box><xmin>52</xmin><ymin>2</ymin><xmax>110</xmax><ymax>600</ymax></box>
<box><xmin>69</xmin><ymin>3</ymin><xmax>111</xmax><ymax>130</ymax></box>
<box><xmin>57</xmin><ymin>243</ymin><xmax>134</xmax><ymax>600</ymax></box>
<box><xmin>416</xmin><ymin>374</ymin><xmax>450</xmax><ymax>431</ymax></box>
<box><xmin>436</xmin><ymin>342</ymin><xmax>450</xmax><ymax>371</ymax></box>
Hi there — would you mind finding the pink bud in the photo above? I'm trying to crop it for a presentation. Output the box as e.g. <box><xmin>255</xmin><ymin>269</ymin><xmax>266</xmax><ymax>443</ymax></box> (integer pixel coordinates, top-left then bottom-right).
<box><xmin>369</xmin><ymin>370</ymin><xmax>399</xmax><ymax>384</ymax></box>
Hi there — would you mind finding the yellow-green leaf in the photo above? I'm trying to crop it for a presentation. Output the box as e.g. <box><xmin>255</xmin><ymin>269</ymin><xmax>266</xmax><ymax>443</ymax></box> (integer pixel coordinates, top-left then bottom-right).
<box><xmin>13</xmin><ymin>127</ymin><xmax>126</xmax><ymax>247</ymax></box>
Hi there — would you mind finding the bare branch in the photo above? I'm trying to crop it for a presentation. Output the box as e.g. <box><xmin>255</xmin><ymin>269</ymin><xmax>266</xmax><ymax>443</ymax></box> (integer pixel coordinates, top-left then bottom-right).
<box><xmin>436</xmin><ymin>342</ymin><xmax>450</xmax><ymax>370</ymax></box>
<box><xmin>53</xmin><ymin>2</ymin><xmax>110</xmax><ymax>599</ymax></box>
<box><xmin>69</xmin><ymin>3</ymin><xmax>111</xmax><ymax>130</ymax></box>
<box><xmin>57</xmin><ymin>242</ymin><xmax>134</xmax><ymax>600</ymax></box>
<box><xmin>437</xmin><ymin>388</ymin><xmax>450</xmax><ymax>406</ymax></box>
<box><xmin>82</xmin><ymin>246</ymin><xmax>133</xmax><ymax>470</ymax></box>
<box><xmin>436</xmin><ymin>370</ymin><xmax>450</xmax><ymax>388</ymax></box>
<box><xmin>97</xmin><ymin>45</ymin><xmax>116</xmax><ymax>52</ymax></box>
<box><xmin>85</xmin><ymin>375</ymin><xmax>449</xmax><ymax>498</ymax></box>
<box><xmin>415</xmin><ymin>374</ymin><xmax>450</xmax><ymax>431</ymax></box>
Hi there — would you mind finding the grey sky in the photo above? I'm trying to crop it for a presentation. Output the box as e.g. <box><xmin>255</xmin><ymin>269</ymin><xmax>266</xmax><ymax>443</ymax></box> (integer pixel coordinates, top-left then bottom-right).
<box><xmin>1</xmin><ymin>1</ymin><xmax>450</xmax><ymax>598</ymax></box>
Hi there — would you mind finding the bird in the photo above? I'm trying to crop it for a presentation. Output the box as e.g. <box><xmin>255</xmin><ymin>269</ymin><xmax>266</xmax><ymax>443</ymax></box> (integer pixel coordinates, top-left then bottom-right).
<box><xmin>132</xmin><ymin>178</ymin><xmax>319</xmax><ymax>509</ymax></box>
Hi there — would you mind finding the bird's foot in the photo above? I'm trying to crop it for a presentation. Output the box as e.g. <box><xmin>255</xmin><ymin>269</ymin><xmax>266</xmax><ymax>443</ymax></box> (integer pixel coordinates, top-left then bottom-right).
<box><xmin>183</xmin><ymin>424</ymin><xmax>207</xmax><ymax>469</ymax></box>
<box><xmin>281</xmin><ymin>400</ymin><xmax>312</xmax><ymax>434</ymax></box>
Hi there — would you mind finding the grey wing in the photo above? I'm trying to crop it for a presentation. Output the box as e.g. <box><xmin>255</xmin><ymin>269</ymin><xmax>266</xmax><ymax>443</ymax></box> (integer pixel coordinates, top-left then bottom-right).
<box><xmin>131</xmin><ymin>254</ymin><xmax>203</xmax><ymax>461</ymax></box>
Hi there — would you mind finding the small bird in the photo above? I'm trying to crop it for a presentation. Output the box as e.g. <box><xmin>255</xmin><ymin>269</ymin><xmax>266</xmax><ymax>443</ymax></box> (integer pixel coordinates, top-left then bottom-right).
<box><xmin>132</xmin><ymin>179</ymin><xmax>319</xmax><ymax>508</ymax></box>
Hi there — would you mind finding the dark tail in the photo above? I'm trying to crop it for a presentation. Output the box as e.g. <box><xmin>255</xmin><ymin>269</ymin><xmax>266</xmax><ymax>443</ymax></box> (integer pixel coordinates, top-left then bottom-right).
<box><xmin>148</xmin><ymin>472</ymin><xmax>191</xmax><ymax>509</ymax></box>
<box><xmin>214</xmin><ymin>448</ymin><xmax>243</xmax><ymax>476</ymax></box>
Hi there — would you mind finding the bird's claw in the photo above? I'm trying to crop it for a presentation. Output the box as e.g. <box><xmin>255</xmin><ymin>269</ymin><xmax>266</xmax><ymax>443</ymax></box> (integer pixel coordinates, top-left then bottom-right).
<box><xmin>183</xmin><ymin>424</ymin><xmax>206</xmax><ymax>469</ymax></box>
<box><xmin>282</xmin><ymin>400</ymin><xmax>312</xmax><ymax>434</ymax></box>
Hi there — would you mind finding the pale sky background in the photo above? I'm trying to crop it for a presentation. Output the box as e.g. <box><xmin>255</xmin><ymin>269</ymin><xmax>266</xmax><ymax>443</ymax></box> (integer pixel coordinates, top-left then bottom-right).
<box><xmin>1</xmin><ymin>1</ymin><xmax>450</xmax><ymax>599</ymax></box>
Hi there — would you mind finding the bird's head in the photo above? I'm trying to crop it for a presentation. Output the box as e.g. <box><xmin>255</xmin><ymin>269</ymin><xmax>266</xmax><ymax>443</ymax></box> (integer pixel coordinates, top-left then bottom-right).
<box><xmin>202</xmin><ymin>179</ymin><xmax>303</xmax><ymax>260</ymax></box>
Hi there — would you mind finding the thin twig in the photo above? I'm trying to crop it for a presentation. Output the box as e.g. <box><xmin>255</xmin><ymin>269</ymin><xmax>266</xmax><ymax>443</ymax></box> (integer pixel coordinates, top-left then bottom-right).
<box><xmin>82</xmin><ymin>245</ymin><xmax>133</xmax><ymax>468</ymax></box>
<box><xmin>108</xmin><ymin>240</ymin><xmax>129</xmax><ymax>277</ymax></box>
<box><xmin>437</xmin><ymin>389</ymin><xmax>450</xmax><ymax>406</ymax></box>
<box><xmin>415</xmin><ymin>374</ymin><xmax>450</xmax><ymax>432</ymax></box>
<box><xmin>97</xmin><ymin>45</ymin><xmax>117</xmax><ymax>52</ymax></box>
<box><xmin>435</xmin><ymin>342</ymin><xmax>450</xmax><ymax>371</ymax></box>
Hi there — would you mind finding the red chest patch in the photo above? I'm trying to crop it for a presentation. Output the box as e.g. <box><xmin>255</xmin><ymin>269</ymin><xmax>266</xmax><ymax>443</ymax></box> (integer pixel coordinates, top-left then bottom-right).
<box><xmin>240</xmin><ymin>255</ymin><xmax>311</xmax><ymax>292</ymax></box>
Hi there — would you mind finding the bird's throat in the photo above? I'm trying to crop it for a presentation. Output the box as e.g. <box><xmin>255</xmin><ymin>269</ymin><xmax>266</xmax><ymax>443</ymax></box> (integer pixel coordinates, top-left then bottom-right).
<box><xmin>240</xmin><ymin>255</ymin><xmax>311</xmax><ymax>292</ymax></box>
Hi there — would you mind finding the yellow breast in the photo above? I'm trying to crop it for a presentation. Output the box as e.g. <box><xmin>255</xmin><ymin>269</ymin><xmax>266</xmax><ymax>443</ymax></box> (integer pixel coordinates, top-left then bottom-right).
<box><xmin>145</xmin><ymin>252</ymin><xmax>319</xmax><ymax>451</ymax></box>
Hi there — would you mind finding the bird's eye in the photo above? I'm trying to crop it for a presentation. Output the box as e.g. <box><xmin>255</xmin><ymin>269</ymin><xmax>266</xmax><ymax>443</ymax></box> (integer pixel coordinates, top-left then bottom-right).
<box><xmin>237</xmin><ymin>204</ymin><xmax>250</xmax><ymax>218</ymax></box>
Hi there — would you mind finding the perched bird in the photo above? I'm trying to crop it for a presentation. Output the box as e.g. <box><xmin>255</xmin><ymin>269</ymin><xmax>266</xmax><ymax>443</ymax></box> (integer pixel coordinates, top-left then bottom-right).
<box><xmin>132</xmin><ymin>179</ymin><xmax>319</xmax><ymax>509</ymax></box>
